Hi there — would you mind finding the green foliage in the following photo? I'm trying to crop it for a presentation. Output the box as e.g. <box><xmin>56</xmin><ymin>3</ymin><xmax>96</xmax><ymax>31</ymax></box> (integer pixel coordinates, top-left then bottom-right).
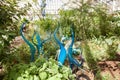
<box><xmin>82</xmin><ymin>37</ymin><xmax>120</xmax><ymax>61</ymax></box>
<box><xmin>59</xmin><ymin>2</ymin><xmax>120</xmax><ymax>40</ymax></box>
<box><xmin>3</xmin><ymin>58</ymin><xmax>75</xmax><ymax>80</ymax></box>
<box><xmin>33</xmin><ymin>18</ymin><xmax>59</xmax><ymax>58</ymax></box>
<box><xmin>43</xmin><ymin>39</ymin><xmax>59</xmax><ymax>59</ymax></box>
<box><xmin>82</xmin><ymin>41</ymin><xmax>102</xmax><ymax>80</ymax></box>
<box><xmin>101</xmin><ymin>74</ymin><xmax>111</xmax><ymax>80</ymax></box>
<box><xmin>1</xmin><ymin>1</ymin><xmax>120</xmax><ymax>80</ymax></box>
<box><xmin>0</xmin><ymin>43</ymin><xmax>31</xmax><ymax>77</ymax></box>
<box><xmin>106</xmin><ymin>41</ymin><xmax>118</xmax><ymax>60</ymax></box>
<box><xmin>34</xmin><ymin>18</ymin><xmax>57</xmax><ymax>32</ymax></box>
<box><xmin>59</xmin><ymin>10</ymin><xmax>75</xmax><ymax>37</ymax></box>
<box><xmin>0</xmin><ymin>0</ymin><xmax>31</xmax><ymax>56</ymax></box>
<box><xmin>82</xmin><ymin>41</ymin><xmax>98</xmax><ymax>70</ymax></box>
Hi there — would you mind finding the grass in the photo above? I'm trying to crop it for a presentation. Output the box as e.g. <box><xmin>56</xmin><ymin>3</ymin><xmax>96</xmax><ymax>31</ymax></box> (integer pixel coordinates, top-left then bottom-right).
<box><xmin>102</xmin><ymin>73</ymin><xmax>111</xmax><ymax>80</ymax></box>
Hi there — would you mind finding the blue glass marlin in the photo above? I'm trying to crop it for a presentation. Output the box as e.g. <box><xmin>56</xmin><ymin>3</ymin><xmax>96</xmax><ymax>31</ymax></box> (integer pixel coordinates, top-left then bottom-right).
<box><xmin>54</xmin><ymin>23</ymin><xmax>67</xmax><ymax>66</ymax></box>
<box><xmin>32</xmin><ymin>31</ymin><xmax>42</xmax><ymax>55</ymax></box>
<box><xmin>20</xmin><ymin>22</ymin><xmax>36</xmax><ymax>62</ymax></box>
<box><xmin>32</xmin><ymin>30</ymin><xmax>51</xmax><ymax>56</ymax></box>
<box><xmin>68</xmin><ymin>24</ymin><xmax>84</xmax><ymax>69</ymax></box>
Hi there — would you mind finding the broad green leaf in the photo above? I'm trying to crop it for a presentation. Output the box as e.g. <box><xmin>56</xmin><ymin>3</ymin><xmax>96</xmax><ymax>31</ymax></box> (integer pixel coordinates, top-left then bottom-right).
<box><xmin>29</xmin><ymin>75</ymin><xmax>34</xmax><ymax>80</ymax></box>
<box><xmin>33</xmin><ymin>75</ymin><xmax>40</xmax><ymax>80</ymax></box>
<box><xmin>39</xmin><ymin>71</ymin><xmax>47</xmax><ymax>80</ymax></box>
<box><xmin>47</xmin><ymin>76</ymin><xmax>61</xmax><ymax>80</ymax></box>
<box><xmin>17</xmin><ymin>76</ymin><xmax>24</xmax><ymax>80</ymax></box>
<box><xmin>39</xmin><ymin>63</ymin><xmax>47</xmax><ymax>72</ymax></box>
<box><xmin>105</xmin><ymin>39</ymin><xmax>113</xmax><ymax>45</ymax></box>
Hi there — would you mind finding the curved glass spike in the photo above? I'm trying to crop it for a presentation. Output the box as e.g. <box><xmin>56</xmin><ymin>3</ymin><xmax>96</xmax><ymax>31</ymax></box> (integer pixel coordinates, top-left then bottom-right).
<box><xmin>32</xmin><ymin>31</ymin><xmax>42</xmax><ymax>55</ymax></box>
<box><xmin>54</xmin><ymin>23</ymin><xmax>67</xmax><ymax>66</ymax></box>
<box><xmin>31</xmin><ymin>30</ymin><xmax>37</xmax><ymax>47</ymax></box>
<box><xmin>36</xmin><ymin>32</ymin><xmax>42</xmax><ymax>55</ymax></box>
<box><xmin>40</xmin><ymin>33</ymin><xmax>51</xmax><ymax>54</ymax></box>
<box><xmin>32</xmin><ymin>31</ymin><xmax>43</xmax><ymax>55</ymax></box>
<box><xmin>68</xmin><ymin>24</ymin><xmax>83</xmax><ymax>69</ymax></box>
<box><xmin>32</xmin><ymin>30</ymin><xmax>51</xmax><ymax>55</ymax></box>
<box><xmin>20</xmin><ymin>22</ymin><xmax>36</xmax><ymax>62</ymax></box>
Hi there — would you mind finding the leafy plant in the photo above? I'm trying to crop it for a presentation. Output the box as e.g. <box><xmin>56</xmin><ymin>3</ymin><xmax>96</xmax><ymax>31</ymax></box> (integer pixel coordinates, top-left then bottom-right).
<box><xmin>106</xmin><ymin>42</ymin><xmax>118</xmax><ymax>60</ymax></box>
<box><xmin>3</xmin><ymin>58</ymin><xmax>75</xmax><ymax>80</ymax></box>
<box><xmin>82</xmin><ymin>41</ymin><xmax>102</xmax><ymax>80</ymax></box>
<box><xmin>59</xmin><ymin>1</ymin><xmax>120</xmax><ymax>40</ymax></box>
<box><xmin>0</xmin><ymin>0</ymin><xmax>31</xmax><ymax>60</ymax></box>
<box><xmin>102</xmin><ymin>74</ymin><xmax>110</xmax><ymax>80</ymax></box>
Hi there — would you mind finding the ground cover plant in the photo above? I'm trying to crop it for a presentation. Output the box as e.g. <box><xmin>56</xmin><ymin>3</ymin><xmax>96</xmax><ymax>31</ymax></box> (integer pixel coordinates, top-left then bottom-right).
<box><xmin>3</xmin><ymin>58</ymin><xmax>75</xmax><ymax>80</ymax></box>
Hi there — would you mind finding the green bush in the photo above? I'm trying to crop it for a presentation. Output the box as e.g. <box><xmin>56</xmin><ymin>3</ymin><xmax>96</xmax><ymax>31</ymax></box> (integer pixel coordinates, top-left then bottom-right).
<box><xmin>58</xmin><ymin>2</ymin><xmax>120</xmax><ymax>40</ymax></box>
<box><xmin>0</xmin><ymin>0</ymin><xmax>31</xmax><ymax>59</ymax></box>
<box><xmin>3</xmin><ymin>58</ymin><xmax>75</xmax><ymax>80</ymax></box>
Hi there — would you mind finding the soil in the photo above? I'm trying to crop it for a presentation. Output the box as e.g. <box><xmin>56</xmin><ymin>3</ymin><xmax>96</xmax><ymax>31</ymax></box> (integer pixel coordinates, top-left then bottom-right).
<box><xmin>75</xmin><ymin>53</ymin><xmax>120</xmax><ymax>80</ymax></box>
<box><xmin>98</xmin><ymin>53</ymin><xmax>120</xmax><ymax>80</ymax></box>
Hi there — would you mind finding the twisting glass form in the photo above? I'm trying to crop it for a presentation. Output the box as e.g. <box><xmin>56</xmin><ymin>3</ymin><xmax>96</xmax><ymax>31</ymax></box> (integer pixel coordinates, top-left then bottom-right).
<box><xmin>20</xmin><ymin>21</ymin><xmax>36</xmax><ymax>62</ymax></box>
<box><xmin>54</xmin><ymin>23</ymin><xmax>67</xmax><ymax>66</ymax></box>
<box><xmin>68</xmin><ymin>24</ymin><xmax>84</xmax><ymax>69</ymax></box>
<box><xmin>54</xmin><ymin>23</ymin><xmax>84</xmax><ymax>69</ymax></box>
<box><xmin>32</xmin><ymin>29</ymin><xmax>51</xmax><ymax>56</ymax></box>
